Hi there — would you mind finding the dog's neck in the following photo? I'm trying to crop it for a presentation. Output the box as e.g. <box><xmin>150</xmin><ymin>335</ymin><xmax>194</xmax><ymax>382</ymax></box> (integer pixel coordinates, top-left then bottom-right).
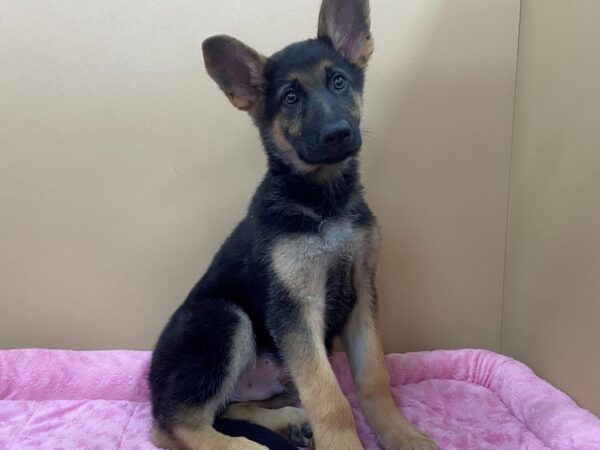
<box><xmin>262</xmin><ymin>154</ymin><xmax>362</xmax><ymax>221</ymax></box>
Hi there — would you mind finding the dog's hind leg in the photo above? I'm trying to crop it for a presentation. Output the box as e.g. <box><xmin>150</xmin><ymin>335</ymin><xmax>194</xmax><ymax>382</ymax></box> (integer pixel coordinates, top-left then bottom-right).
<box><xmin>221</xmin><ymin>402</ymin><xmax>314</xmax><ymax>449</ymax></box>
<box><xmin>149</xmin><ymin>299</ymin><xmax>267</xmax><ymax>450</ymax></box>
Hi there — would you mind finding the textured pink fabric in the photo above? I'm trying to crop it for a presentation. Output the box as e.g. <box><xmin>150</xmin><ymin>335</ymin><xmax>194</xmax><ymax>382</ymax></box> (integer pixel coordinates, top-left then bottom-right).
<box><xmin>0</xmin><ymin>349</ymin><xmax>599</xmax><ymax>449</ymax></box>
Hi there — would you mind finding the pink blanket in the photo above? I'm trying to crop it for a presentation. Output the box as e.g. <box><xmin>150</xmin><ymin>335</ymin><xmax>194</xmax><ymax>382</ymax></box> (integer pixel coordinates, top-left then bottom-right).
<box><xmin>1</xmin><ymin>349</ymin><xmax>598</xmax><ymax>450</ymax></box>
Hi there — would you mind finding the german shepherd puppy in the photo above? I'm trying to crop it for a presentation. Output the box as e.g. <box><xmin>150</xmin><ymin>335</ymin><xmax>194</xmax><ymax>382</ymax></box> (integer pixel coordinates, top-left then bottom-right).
<box><xmin>149</xmin><ymin>1</ymin><xmax>437</xmax><ymax>449</ymax></box>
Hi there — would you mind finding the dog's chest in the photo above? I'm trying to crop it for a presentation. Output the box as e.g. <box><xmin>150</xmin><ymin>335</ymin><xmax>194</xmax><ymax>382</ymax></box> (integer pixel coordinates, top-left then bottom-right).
<box><xmin>229</xmin><ymin>221</ymin><xmax>373</xmax><ymax>404</ymax></box>
<box><xmin>271</xmin><ymin>218</ymin><xmax>365</xmax><ymax>306</ymax></box>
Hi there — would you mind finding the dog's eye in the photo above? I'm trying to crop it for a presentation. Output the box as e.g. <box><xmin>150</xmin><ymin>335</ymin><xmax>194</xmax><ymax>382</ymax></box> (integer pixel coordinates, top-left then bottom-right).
<box><xmin>333</xmin><ymin>74</ymin><xmax>346</xmax><ymax>91</ymax></box>
<box><xmin>282</xmin><ymin>89</ymin><xmax>299</xmax><ymax>105</ymax></box>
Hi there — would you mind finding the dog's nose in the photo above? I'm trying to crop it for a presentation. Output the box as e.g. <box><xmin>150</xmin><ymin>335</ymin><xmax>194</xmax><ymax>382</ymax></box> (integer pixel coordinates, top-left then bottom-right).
<box><xmin>320</xmin><ymin>120</ymin><xmax>352</xmax><ymax>149</ymax></box>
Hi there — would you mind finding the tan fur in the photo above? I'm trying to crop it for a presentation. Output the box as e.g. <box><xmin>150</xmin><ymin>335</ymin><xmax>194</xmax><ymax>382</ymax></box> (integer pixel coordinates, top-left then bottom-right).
<box><xmin>151</xmin><ymin>424</ymin><xmax>177</xmax><ymax>449</ymax></box>
<box><xmin>228</xmin><ymin>95</ymin><xmax>252</xmax><ymax>111</ymax></box>
<box><xmin>269</xmin><ymin>119</ymin><xmax>353</xmax><ymax>183</ymax></box>
<box><xmin>317</xmin><ymin>59</ymin><xmax>333</xmax><ymax>76</ymax></box>
<box><xmin>282</xmin><ymin>322</ymin><xmax>361</xmax><ymax>450</ymax></box>
<box><xmin>272</xmin><ymin>100</ymin><xmax>301</xmax><ymax>140</ymax></box>
<box><xmin>222</xmin><ymin>403</ymin><xmax>307</xmax><ymax>438</ymax></box>
<box><xmin>241</xmin><ymin>388</ymin><xmax>300</xmax><ymax>410</ymax></box>
<box><xmin>355</xmin><ymin>34</ymin><xmax>374</xmax><ymax>69</ymax></box>
<box><xmin>287</xmin><ymin>60</ymin><xmax>333</xmax><ymax>91</ymax></box>
<box><xmin>350</xmin><ymin>91</ymin><xmax>364</xmax><ymax>121</ymax></box>
<box><xmin>272</xmin><ymin>219</ymin><xmax>359</xmax><ymax>299</ymax></box>
<box><xmin>285</xmin><ymin>115</ymin><xmax>302</xmax><ymax>139</ymax></box>
<box><xmin>270</xmin><ymin>119</ymin><xmax>318</xmax><ymax>174</ymax></box>
<box><xmin>341</xmin><ymin>226</ymin><xmax>437</xmax><ymax>449</ymax></box>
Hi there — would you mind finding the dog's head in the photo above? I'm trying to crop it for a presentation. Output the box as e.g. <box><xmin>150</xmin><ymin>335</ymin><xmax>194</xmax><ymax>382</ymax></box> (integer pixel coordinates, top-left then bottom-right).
<box><xmin>202</xmin><ymin>0</ymin><xmax>373</xmax><ymax>176</ymax></box>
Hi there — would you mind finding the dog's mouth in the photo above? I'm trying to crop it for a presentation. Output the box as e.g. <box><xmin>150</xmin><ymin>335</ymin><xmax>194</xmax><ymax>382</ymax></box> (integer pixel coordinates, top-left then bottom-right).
<box><xmin>297</xmin><ymin>141</ymin><xmax>361</xmax><ymax>166</ymax></box>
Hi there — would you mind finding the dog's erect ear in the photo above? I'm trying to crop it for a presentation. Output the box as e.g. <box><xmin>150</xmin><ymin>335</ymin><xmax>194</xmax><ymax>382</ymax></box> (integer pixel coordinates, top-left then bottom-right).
<box><xmin>317</xmin><ymin>0</ymin><xmax>373</xmax><ymax>68</ymax></box>
<box><xmin>317</xmin><ymin>0</ymin><xmax>373</xmax><ymax>69</ymax></box>
<box><xmin>202</xmin><ymin>35</ymin><xmax>267</xmax><ymax>112</ymax></box>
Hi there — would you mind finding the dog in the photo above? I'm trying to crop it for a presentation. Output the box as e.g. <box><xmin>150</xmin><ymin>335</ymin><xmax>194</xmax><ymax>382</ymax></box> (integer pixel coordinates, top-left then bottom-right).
<box><xmin>149</xmin><ymin>1</ymin><xmax>437</xmax><ymax>449</ymax></box>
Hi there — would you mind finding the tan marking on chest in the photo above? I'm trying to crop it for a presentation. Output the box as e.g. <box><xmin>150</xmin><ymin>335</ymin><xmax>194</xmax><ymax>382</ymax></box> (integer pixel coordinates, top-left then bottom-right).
<box><xmin>271</xmin><ymin>219</ymin><xmax>367</xmax><ymax>304</ymax></box>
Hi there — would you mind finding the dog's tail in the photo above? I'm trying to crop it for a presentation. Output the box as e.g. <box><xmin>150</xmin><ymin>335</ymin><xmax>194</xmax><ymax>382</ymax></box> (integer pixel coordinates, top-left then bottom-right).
<box><xmin>214</xmin><ymin>418</ymin><xmax>297</xmax><ymax>450</ymax></box>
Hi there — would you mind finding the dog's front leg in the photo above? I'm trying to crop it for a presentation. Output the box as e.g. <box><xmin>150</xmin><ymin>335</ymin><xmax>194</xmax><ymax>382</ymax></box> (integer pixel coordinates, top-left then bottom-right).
<box><xmin>270</xmin><ymin>299</ymin><xmax>362</xmax><ymax>450</ymax></box>
<box><xmin>341</xmin><ymin>269</ymin><xmax>438</xmax><ymax>450</ymax></box>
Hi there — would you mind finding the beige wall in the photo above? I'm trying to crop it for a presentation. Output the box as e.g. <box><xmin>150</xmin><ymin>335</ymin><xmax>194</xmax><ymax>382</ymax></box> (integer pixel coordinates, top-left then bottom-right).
<box><xmin>0</xmin><ymin>0</ymin><xmax>520</xmax><ymax>352</ymax></box>
<box><xmin>369</xmin><ymin>2</ymin><xmax>519</xmax><ymax>352</ymax></box>
<box><xmin>502</xmin><ymin>0</ymin><xmax>600</xmax><ymax>417</ymax></box>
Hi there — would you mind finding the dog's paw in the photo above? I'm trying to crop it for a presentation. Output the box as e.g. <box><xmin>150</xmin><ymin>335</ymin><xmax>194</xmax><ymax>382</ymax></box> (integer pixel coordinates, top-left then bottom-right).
<box><xmin>289</xmin><ymin>421</ymin><xmax>314</xmax><ymax>449</ymax></box>
<box><xmin>277</xmin><ymin>406</ymin><xmax>314</xmax><ymax>449</ymax></box>
<box><xmin>379</xmin><ymin>429</ymin><xmax>438</xmax><ymax>450</ymax></box>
